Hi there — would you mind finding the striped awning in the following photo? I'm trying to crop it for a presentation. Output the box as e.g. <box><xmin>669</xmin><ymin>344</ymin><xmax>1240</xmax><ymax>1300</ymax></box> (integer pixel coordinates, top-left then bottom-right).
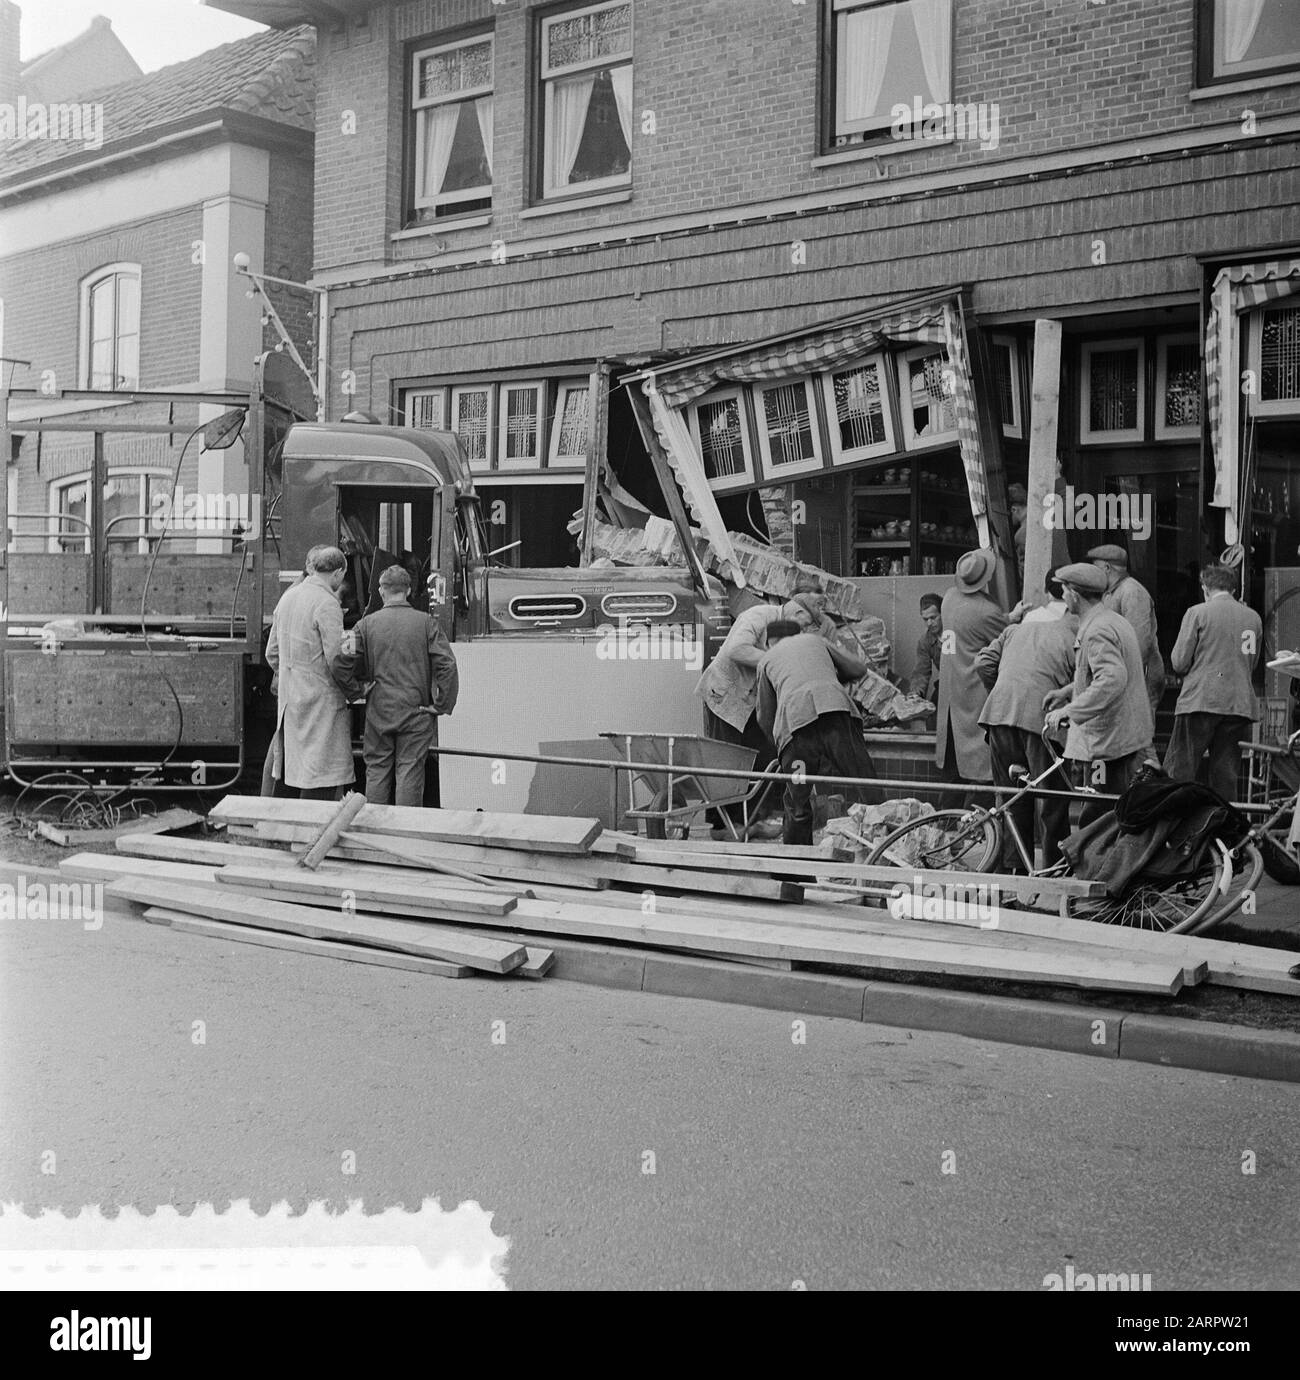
<box><xmin>1206</xmin><ymin>259</ymin><xmax>1300</xmax><ymax>542</ymax></box>
<box><xmin>639</xmin><ymin>292</ymin><xmax>989</xmax><ymax>533</ymax></box>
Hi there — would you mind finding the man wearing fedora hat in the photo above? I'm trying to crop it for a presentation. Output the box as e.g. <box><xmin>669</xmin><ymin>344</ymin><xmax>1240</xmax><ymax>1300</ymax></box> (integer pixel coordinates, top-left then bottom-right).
<box><xmin>1087</xmin><ymin>543</ymin><xmax>1165</xmax><ymax>716</ymax></box>
<box><xmin>1044</xmin><ymin>562</ymin><xmax>1155</xmax><ymax>824</ymax></box>
<box><xmin>936</xmin><ymin>548</ymin><xmax>1007</xmax><ymax>797</ymax></box>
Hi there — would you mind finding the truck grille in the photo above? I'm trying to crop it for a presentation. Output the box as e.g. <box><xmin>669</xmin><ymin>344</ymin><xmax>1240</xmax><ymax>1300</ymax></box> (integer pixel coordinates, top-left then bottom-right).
<box><xmin>505</xmin><ymin>595</ymin><xmax>588</xmax><ymax>622</ymax></box>
<box><xmin>599</xmin><ymin>592</ymin><xmax>682</xmax><ymax>621</ymax></box>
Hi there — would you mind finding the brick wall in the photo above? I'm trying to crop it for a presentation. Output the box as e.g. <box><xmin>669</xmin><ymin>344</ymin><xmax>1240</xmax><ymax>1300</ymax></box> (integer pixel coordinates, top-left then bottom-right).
<box><xmin>263</xmin><ymin>148</ymin><xmax>317</xmax><ymax>360</ymax></box>
<box><xmin>313</xmin><ymin>0</ymin><xmax>1300</xmax><ymax>272</ymax></box>
<box><xmin>324</xmin><ymin>139</ymin><xmax>1296</xmax><ymax>416</ymax></box>
<box><xmin>0</xmin><ymin>206</ymin><xmax>204</xmax><ymax>395</ymax></box>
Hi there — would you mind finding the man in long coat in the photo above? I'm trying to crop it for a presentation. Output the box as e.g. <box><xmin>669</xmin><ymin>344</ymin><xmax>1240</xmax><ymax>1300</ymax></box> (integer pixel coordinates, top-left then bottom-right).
<box><xmin>1163</xmin><ymin>563</ymin><xmax>1262</xmax><ymax>801</ymax></box>
<box><xmin>936</xmin><ymin>548</ymin><xmax>1007</xmax><ymax>793</ymax></box>
<box><xmin>1045</xmin><ymin>563</ymin><xmax>1154</xmax><ymax>826</ymax></box>
<box><xmin>1087</xmin><ymin>543</ymin><xmax>1165</xmax><ymax>716</ymax></box>
<box><xmin>266</xmin><ymin>545</ymin><xmax>356</xmax><ymax>799</ymax></box>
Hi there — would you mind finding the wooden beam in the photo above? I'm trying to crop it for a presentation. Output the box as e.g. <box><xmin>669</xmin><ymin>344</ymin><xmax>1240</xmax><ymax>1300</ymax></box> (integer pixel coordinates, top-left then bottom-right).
<box><xmin>215</xmin><ymin>864</ymin><xmax>518</xmax><ymax>917</ymax></box>
<box><xmin>1024</xmin><ymin>319</ymin><xmax>1064</xmax><ymax>605</ymax></box>
<box><xmin>36</xmin><ymin>806</ymin><xmax>203</xmax><ymax>849</ymax></box>
<box><xmin>209</xmin><ymin>795</ymin><xmax>602</xmax><ymax>854</ymax></box>
<box><xmin>144</xmin><ymin>908</ymin><xmax>471</xmax><ymax>979</ymax></box>
<box><xmin>105</xmin><ymin>878</ymin><xmax>528</xmax><ymax>974</ymax></box>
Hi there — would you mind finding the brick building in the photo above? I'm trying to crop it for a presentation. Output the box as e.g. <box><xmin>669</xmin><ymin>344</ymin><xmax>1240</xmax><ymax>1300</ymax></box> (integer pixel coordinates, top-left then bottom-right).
<box><xmin>214</xmin><ymin>0</ymin><xmax>1300</xmax><ymax>706</ymax></box>
<box><xmin>0</xmin><ymin>18</ymin><xmax>316</xmax><ymax>558</ymax></box>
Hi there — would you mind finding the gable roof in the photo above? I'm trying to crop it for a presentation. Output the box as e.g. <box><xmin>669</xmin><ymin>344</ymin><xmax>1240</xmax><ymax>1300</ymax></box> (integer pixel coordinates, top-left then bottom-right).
<box><xmin>1</xmin><ymin>24</ymin><xmax>314</xmax><ymax>185</ymax></box>
<box><xmin>21</xmin><ymin>15</ymin><xmax>143</xmax><ymax>101</ymax></box>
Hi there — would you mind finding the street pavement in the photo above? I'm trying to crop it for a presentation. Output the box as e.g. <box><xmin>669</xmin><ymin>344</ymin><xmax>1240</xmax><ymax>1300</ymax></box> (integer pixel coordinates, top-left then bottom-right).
<box><xmin>1</xmin><ymin>876</ymin><xmax>1298</xmax><ymax>1291</ymax></box>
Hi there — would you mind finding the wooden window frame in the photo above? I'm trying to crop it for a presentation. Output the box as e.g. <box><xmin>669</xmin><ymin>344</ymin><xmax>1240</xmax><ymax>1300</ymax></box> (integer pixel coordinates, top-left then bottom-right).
<box><xmin>1195</xmin><ymin>0</ymin><xmax>1300</xmax><ymax>87</ymax></box>
<box><xmin>898</xmin><ymin>345</ymin><xmax>960</xmax><ymax>450</ymax></box>
<box><xmin>497</xmin><ymin>381</ymin><xmax>547</xmax><ymax>470</ymax></box>
<box><xmin>79</xmin><ymin>263</ymin><xmax>141</xmax><ymax>390</ymax></box>
<box><xmin>403</xmin><ymin>386</ymin><xmax>451</xmax><ymax>431</ymax></box>
<box><xmin>1153</xmin><ymin>332</ymin><xmax>1203</xmax><ymax>440</ymax></box>
<box><xmin>1248</xmin><ymin>304</ymin><xmax>1300</xmax><ymax>419</ymax></box>
<box><xmin>535</xmin><ymin>0</ymin><xmax>634</xmax><ymax>202</ymax></box>
<box><xmin>688</xmin><ymin>388</ymin><xmax>757</xmax><ymax>493</ymax></box>
<box><xmin>753</xmin><ymin>377</ymin><xmax>826</xmax><ymax>480</ymax></box>
<box><xmin>451</xmin><ymin>384</ymin><xmax>494</xmax><ymax>473</ymax></box>
<box><xmin>1079</xmin><ymin>337</ymin><xmax>1146</xmax><ymax>446</ymax></box>
<box><xmin>820</xmin><ymin>354</ymin><xmax>897</xmax><ymax>465</ymax></box>
<box><xmin>549</xmin><ymin>379</ymin><xmax>592</xmax><ymax>466</ymax></box>
<box><xmin>991</xmin><ymin>333</ymin><xmax>1024</xmax><ymax>440</ymax></box>
<box><xmin>821</xmin><ymin>0</ymin><xmax>954</xmax><ymax>154</ymax></box>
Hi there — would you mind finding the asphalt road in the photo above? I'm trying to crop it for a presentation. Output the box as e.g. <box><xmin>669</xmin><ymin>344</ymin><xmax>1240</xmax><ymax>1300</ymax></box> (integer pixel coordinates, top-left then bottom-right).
<box><xmin>1</xmin><ymin>883</ymin><xmax>1298</xmax><ymax>1291</ymax></box>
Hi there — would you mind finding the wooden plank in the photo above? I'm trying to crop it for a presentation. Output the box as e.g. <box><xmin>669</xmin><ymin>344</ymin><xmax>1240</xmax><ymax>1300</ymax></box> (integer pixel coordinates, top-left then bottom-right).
<box><xmin>231</xmin><ymin>822</ymin><xmax>803</xmax><ymax>901</ymax></box>
<box><xmin>591</xmin><ymin>842</ymin><xmax>1107</xmax><ymax>902</ymax></box>
<box><xmin>104</xmin><ymin>878</ymin><xmax>528</xmax><ymax>974</ymax></box>
<box><xmin>518</xmin><ymin>948</ymin><xmax>555</xmax><ymax>980</ymax></box>
<box><xmin>598</xmin><ymin>831</ymin><xmax>852</xmax><ymax>862</ymax></box>
<box><xmin>242</xmin><ymin>821</ymin><xmax>607</xmax><ymax>890</ymax></box>
<box><xmin>36</xmin><ymin>806</ymin><xmax>203</xmax><ymax>849</ymax></box>
<box><xmin>216</xmin><ymin>864</ymin><xmax>517</xmax><ymax>917</ymax></box>
<box><xmin>209</xmin><ymin>794</ymin><xmax>601</xmax><ymax>855</ymax></box>
<box><xmin>117</xmin><ymin>834</ymin><xmax>298</xmax><ymax>866</ymax></box>
<box><xmin>143</xmin><ymin>908</ymin><xmax>471</xmax><ymax>979</ymax></box>
<box><xmin>436</xmin><ymin>895</ymin><xmax>1188</xmax><ymax>994</ymax></box>
<box><xmin>1024</xmin><ymin>318</ymin><xmax>1064</xmax><ymax>604</ymax></box>
<box><xmin>526</xmin><ymin>880</ymin><xmax>1209</xmax><ymax>985</ymax></box>
<box><xmin>62</xmin><ymin>853</ymin><xmax>221</xmax><ymax>886</ymax></box>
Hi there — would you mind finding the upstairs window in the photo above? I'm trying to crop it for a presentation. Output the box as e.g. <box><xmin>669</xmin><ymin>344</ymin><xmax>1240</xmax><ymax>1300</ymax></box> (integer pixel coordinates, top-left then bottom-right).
<box><xmin>827</xmin><ymin>0</ymin><xmax>952</xmax><ymax>149</ymax></box>
<box><xmin>412</xmin><ymin>33</ymin><xmax>494</xmax><ymax>217</ymax></box>
<box><xmin>539</xmin><ymin>1</ymin><xmax>633</xmax><ymax>198</ymax></box>
<box><xmin>81</xmin><ymin>264</ymin><xmax>140</xmax><ymax>389</ymax></box>
<box><xmin>1199</xmin><ymin>0</ymin><xmax>1300</xmax><ymax>84</ymax></box>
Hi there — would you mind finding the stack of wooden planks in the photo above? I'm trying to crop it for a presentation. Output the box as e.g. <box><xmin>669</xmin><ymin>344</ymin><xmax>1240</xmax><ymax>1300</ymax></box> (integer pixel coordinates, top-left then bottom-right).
<box><xmin>59</xmin><ymin>795</ymin><xmax>1300</xmax><ymax>1000</ymax></box>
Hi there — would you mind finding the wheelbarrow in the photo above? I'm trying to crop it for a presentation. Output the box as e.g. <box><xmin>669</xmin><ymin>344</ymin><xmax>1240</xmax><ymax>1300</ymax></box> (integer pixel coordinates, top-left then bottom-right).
<box><xmin>599</xmin><ymin>732</ymin><xmax>782</xmax><ymax>840</ymax></box>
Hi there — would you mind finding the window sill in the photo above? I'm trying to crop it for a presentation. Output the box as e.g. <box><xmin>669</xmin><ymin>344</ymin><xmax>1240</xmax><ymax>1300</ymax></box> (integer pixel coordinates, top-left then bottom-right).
<box><xmin>391</xmin><ymin>213</ymin><xmax>493</xmax><ymax>241</ymax></box>
<box><xmin>520</xmin><ymin>188</ymin><xmax>632</xmax><ymax>219</ymax></box>
<box><xmin>1190</xmin><ymin>71</ymin><xmax>1300</xmax><ymax>100</ymax></box>
<box><xmin>812</xmin><ymin>135</ymin><xmax>955</xmax><ymax>169</ymax></box>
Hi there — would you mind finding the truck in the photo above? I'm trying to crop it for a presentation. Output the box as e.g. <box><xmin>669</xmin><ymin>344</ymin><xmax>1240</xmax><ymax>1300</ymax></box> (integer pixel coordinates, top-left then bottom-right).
<box><xmin>0</xmin><ymin>354</ymin><xmax>728</xmax><ymax>822</ymax></box>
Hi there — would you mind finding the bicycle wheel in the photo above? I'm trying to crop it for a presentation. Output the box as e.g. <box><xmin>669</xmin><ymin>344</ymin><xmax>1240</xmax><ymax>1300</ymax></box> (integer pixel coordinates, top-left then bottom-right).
<box><xmin>1192</xmin><ymin>841</ymin><xmax>1265</xmax><ymax>934</ymax></box>
<box><xmin>866</xmin><ymin>809</ymin><xmax>999</xmax><ymax>872</ymax></box>
<box><xmin>1065</xmin><ymin>846</ymin><xmax>1230</xmax><ymax>934</ymax></box>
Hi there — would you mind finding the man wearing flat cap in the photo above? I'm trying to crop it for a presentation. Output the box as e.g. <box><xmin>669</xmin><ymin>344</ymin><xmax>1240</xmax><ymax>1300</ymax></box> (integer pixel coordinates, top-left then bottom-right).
<box><xmin>1044</xmin><ymin>562</ymin><xmax>1155</xmax><ymax>824</ymax></box>
<box><xmin>936</xmin><ymin>548</ymin><xmax>1007</xmax><ymax>795</ymax></box>
<box><xmin>696</xmin><ymin>592</ymin><xmax>826</xmax><ymax>766</ymax></box>
<box><xmin>1087</xmin><ymin>543</ymin><xmax>1165</xmax><ymax>716</ymax></box>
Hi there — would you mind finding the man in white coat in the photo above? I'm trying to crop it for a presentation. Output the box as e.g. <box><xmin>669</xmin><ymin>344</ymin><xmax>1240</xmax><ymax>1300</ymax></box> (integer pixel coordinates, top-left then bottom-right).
<box><xmin>266</xmin><ymin>545</ymin><xmax>356</xmax><ymax>799</ymax></box>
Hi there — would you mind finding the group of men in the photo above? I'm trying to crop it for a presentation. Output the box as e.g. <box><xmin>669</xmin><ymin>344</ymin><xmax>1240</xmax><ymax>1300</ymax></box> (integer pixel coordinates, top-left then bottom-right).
<box><xmin>264</xmin><ymin>545</ymin><xmax>459</xmax><ymax>807</ymax></box>
<box><xmin>930</xmin><ymin>542</ymin><xmax>1261</xmax><ymax>870</ymax></box>
<box><xmin>695</xmin><ymin>588</ymin><xmax>880</xmax><ymax>845</ymax></box>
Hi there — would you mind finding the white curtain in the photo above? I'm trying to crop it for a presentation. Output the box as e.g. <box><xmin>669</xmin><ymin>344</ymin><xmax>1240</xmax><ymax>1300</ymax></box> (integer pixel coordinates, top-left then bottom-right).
<box><xmin>911</xmin><ymin>0</ymin><xmax>951</xmax><ymax>101</ymax></box>
<box><xmin>551</xmin><ymin>73</ymin><xmax>595</xmax><ymax>188</ymax></box>
<box><xmin>420</xmin><ymin>105</ymin><xmax>458</xmax><ymax>200</ymax></box>
<box><xmin>474</xmin><ymin>96</ymin><xmax>494</xmax><ymax>177</ymax></box>
<box><xmin>611</xmin><ymin>65</ymin><xmax>633</xmax><ymax>150</ymax></box>
<box><xmin>842</xmin><ymin>6</ymin><xmax>895</xmax><ymax>123</ymax></box>
<box><xmin>1223</xmin><ymin>0</ymin><xmax>1267</xmax><ymax>63</ymax></box>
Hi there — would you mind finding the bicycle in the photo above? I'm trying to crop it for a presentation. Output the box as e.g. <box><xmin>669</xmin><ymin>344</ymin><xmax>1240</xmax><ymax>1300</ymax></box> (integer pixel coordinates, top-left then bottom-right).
<box><xmin>1235</xmin><ymin>726</ymin><xmax>1300</xmax><ymax>887</ymax></box>
<box><xmin>865</xmin><ymin>729</ymin><xmax>1257</xmax><ymax>934</ymax></box>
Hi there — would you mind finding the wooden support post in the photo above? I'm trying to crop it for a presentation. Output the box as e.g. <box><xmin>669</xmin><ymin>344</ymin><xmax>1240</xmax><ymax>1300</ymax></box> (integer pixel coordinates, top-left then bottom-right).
<box><xmin>579</xmin><ymin>362</ymin><xmax>611</xmax><ymax>567</ymax></box>
<box><xmin>297</xmin><ymin>791</ymin><xmax>367</xmax><ymax>870</ymax></box>
<box><xmin>91</xmin><ymin>429</ymin><xmax>107</xmax><ymax>614</ymax></box>
<box><xmin>1024</xmin><ymin>319</ymin><xmax>1064</xmax><ymax>608</ymax></box>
